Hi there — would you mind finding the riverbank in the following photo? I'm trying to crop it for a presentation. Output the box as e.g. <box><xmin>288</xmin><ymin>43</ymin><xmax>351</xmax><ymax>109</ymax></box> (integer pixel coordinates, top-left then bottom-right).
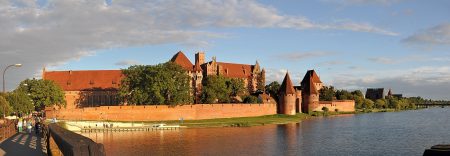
<box><xmin>55</xmin><ymin>108</ymin><xmax>420</xmax><ymax>130</ymax></box>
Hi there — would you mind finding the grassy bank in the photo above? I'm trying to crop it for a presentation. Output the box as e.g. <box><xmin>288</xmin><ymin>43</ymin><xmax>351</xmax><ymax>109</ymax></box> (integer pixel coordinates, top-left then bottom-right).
<box><xmin>56</xmin><ymin>108</ymin><xmax>421</xmax><ymax>129</ymax></box>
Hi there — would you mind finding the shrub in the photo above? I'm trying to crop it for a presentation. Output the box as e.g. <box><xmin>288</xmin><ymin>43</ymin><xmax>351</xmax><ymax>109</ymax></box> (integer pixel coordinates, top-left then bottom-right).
<box><xmin>243</xmin><ymin>95</ymin><xmax>258</xmax><ymax>103</ymax></box>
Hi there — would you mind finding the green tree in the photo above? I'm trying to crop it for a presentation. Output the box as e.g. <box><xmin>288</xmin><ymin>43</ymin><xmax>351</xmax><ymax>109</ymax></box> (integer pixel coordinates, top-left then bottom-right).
<box><xmin>388</xmin><ymin>98</ymin><xmax>400</xmax><ymax>109</ymax></box>
<box><xmin>200</xmin><ymin>75</ymin><xmax>232</xmax><ymax>103</ymax></box>
<box><xmin>362</xmin><ymin>99</ymin><xmax>374</xmax><ymax>109</ymax></box>
<box><xmin>374</xmin><ymin>99</ymin><xmax>387</xmax><ymax>109</ymax></box>
<box><xmin>119</xmin><ymin>62</ymin><xmax>192</xmax><ymax>105</ymax></box>
<box><xmin>319</xmin><ymin>86</ymin><xmax>335</xmax><ymax>101</ymax></box>
<box><xmin>6</xmin><ymin>91</ymin><xmax>34</xmax><ymax>115</ymax></box>
<box><xmin>336</xmin><ymin>90</ymin><xmax>353</xmax><ymax>100</ymax></box>
<box><xmin>0</xmin><ymin>96</ymin><xmax>12</xmax><ymax>117</ymax></box>
<box><xmin>265</xmin><ymin>81</ymin><xmax>280</xmax><ymax>102</ymax></box>
<box><xmin>354</xmin><ymin>96</ymin><xmax>364</xmax><ymax>109</ymax></box>
<box><xmin>243</xmin><ymin>95</ymin><xmax>259</xmax><ymax>103</ymax></box>
<box><xmin>228</xmin><ymin>78</ymin><xmax>246</xmax><ymax>96</ymax></box>
<box><xmin>16</xmin><ymin>79</ymin><xmax>66</xmax><ymax>110</ymax></box>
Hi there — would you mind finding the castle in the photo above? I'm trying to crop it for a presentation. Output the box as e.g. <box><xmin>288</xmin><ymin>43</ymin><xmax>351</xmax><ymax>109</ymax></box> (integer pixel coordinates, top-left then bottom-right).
<box><xmin>43</xmin><ymin>51</ymin><xmax>265</xmax><ymax>108</ymax></box>
<box><xmin>278</xmin><ymin>70</ymin><xmax>355</xmax><ymax>115</ymax></box>
<box><xmin>170</xmin><ymin>51</ymin><xmax>265</xmax><ymax>103</ymax></box>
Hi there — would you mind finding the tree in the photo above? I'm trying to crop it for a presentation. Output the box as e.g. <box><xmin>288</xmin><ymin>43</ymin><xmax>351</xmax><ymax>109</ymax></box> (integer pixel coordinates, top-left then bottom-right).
<box><xmin>265</xmin><ymin>81</ymin><xmax>280</xmax><ymax>102</ymax></box>
<box><xmin>319</xmin><ymin>86</ymin><xmax>335</xmax><ymax>101</ymax></box>
<box><xmin>362</xmin><ymin>99</ymin><xmax>374</xmax><ymax>109</ymax></box>
<box><xmin>6</xmin><ymin>91</ymin><xmax>34</xmax><ymax>115</ymax></box>
<box><xmin>243</xmin><ymin>95</ymin><xmax>259</xmax><ymax>103</ymax></box>
<box><xmin>0</xmin><ymin>96</ymin><xmax>11</xmax><ymax>117</ymax></box>
<box><xmin>388</xmin><ymin>98</ymin><xmax>400</xmax><ymax>109</ymax></box>
<box><xmin>16</xmin><ymin>79</ymin><xmax>66</xmax><ymax>110</ymax></box>
<box><xmin>336</xmin><ymin>90</ymin><xmax>353</xmax><ymax>100</ymax></box>
<box><xmin>228</xmin><ymin>78</ymin><xmax>246</xmax><ymax>97</ymax></box>
<box><xmin>374</xmin><ymin>99</ymin><xmax>387</xmax><ymax>109</ymax></box>
<box><xmin>200</xmin><ymin>75</ymin><xmax>232</xmax><ymax>103</ymax></box>
<box><xmin>119</xmin><ymin>62</ymin><xmax>192</xmax><ymax>105</ymax></box>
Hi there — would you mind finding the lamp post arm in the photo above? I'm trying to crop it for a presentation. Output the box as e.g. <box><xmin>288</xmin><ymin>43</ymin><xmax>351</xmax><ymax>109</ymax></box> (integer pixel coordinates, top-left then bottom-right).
<box><xmin>2</xmin><ymin>64</ymin><xmax>15</xmax><ymax>93</ymax></box>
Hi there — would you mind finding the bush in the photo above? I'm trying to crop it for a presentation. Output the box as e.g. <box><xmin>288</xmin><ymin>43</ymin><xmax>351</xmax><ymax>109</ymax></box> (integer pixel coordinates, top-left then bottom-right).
<box><xmin>322</xmin><ymin>107</ymin><xmax>329</xmax><ymax>112</ymax></box>
<box><xmin>243</xmin><ymin>95</ymin><xmax>259</xmax><ymax>103</ymax></box>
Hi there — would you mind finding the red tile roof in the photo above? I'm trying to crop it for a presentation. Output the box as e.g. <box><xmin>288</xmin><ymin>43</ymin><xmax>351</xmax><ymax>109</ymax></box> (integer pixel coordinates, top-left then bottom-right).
<box><xmin>301</xmin><ymin>70</ymin><xmax>320</xmax><ymax>95</ymax></box>
<box><xmin>217</xmin><ymin>62</ymin><xmax>253</xmax><ymax>78</ymax></box>
<box><xmin>170</xmin><ymin>51</ymin><xmax>194</xmax><ymax>71</ymax></box>
<box><xmin>43</xmin><ymin>70</ymin><xmax>123</xmax><ymax>91</ymax></box>
<box><xmin>279</xmin><ymin>72</ymin><xmax>295</xmax><ymax>95</ymax></box>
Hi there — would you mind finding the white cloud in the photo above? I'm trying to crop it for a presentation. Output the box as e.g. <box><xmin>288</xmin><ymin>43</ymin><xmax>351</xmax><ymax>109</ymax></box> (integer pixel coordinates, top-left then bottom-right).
<box><xmin>403</xmin><ymin>23</ymin><xmax>450</xmax><ymax>47</ymax></box>
<box><xmin>115</xmin><ymin>60</ymin><xmax>141</xmax><ymax>66</ymax></box>
<box><xmin>276</xmin><ymin>51</ymin><xmax>332</xmax><ymax>61</ymax></box>
<box><xmin>323</xmin><ymin>0</ymin><xmax>405</xmax><ymax>6</ymax></box>
<box><xmin>368</xmin><ymin>57</ymin><xmax>396</xmax><ymax>64</ymax></box>
<box><xmin>0</xmin><ymin>0</ymin><xmax>398</xmax><ymax>91</ymax></box>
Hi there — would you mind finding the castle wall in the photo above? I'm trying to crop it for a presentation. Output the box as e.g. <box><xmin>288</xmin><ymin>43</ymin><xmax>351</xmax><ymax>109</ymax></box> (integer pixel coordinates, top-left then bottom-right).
<box><xmin>45</xmin><ymin>103</ymin><xmax>277</xmax><ymax>121</ymax></box>
<box><xmin>313</xmin><ymin>100</ymin><xmax>355</xmax><ymax>112</ymax></box>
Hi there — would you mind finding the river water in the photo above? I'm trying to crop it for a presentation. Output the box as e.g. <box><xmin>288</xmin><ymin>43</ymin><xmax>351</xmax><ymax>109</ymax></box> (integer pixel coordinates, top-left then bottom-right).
<box><xmin>82</xmin><ymin>108</ymin><xmax>450</xmax><ymax>156</ymax></box>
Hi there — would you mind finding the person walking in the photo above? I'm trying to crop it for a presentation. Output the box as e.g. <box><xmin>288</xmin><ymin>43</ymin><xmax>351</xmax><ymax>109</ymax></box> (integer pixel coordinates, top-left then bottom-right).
<box><xmin>17</xmin><ymin>118</ymin><xmax>23</xmax><ymax>132</ymax></box>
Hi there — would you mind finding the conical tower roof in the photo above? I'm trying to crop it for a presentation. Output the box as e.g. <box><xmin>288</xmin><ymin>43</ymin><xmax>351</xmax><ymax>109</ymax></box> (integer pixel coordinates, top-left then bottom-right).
<box><xmin>279</xmin><ymin>72</ymin><xmax>295</xmax><ymax>95</ymax></box>
<box><xmin>301</xmin><ymin>70</ymin><xmax>319</xmax><ymax>95</ymax></box>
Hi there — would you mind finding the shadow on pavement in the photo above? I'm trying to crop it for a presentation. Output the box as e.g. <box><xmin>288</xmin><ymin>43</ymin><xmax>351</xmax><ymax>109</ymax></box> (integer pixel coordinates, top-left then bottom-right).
<box><xmin>0</xmin><ymin>131</ymin><xmax>46</xmax><ymax>156</ymax></box>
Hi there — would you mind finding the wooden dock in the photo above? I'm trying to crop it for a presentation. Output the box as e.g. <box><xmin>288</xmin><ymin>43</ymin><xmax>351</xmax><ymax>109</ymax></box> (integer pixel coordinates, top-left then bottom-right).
<box><xmin>80</xmin><ymin>126</ymin><xmax>182</xmax><ymax>133</ymax></box>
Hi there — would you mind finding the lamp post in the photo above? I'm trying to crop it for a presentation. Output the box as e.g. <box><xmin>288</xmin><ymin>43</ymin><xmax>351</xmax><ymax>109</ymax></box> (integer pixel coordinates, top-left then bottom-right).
<box><xmin>2</xmin><ymin>64</ymin><xmax>22</xmax><ymax>92</ymax></box>
<box><xmin>2</xmin><ymin>63</ymin><xmax>22</xmax><ymax>117</ymax></box>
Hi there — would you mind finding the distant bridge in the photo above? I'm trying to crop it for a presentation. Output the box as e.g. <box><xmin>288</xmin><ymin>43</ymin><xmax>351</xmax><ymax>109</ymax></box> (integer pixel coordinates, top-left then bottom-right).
<box><xmin>416</xmin><ymin>103</ymin><xmax>450</xmax><ymax>108</ymax></box>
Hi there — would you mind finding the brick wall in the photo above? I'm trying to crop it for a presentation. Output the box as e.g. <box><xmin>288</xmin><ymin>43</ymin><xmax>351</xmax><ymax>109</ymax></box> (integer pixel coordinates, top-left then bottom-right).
<box><xmin>45</xmin><ymin>103</ymin><xmax>277</xmax><ymax>121</ymax></box>
<box><xmin>314</xmin><ymin>100</ymin><xmax>355</xmax><ymax>112</ymax></box>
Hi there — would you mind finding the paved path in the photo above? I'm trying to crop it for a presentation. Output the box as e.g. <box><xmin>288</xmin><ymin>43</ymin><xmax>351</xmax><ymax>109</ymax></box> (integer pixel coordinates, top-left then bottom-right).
<box><xmin>0</xmin><ymin>130</ymin><xmax>47</xmax><ymax>156</ymax></box>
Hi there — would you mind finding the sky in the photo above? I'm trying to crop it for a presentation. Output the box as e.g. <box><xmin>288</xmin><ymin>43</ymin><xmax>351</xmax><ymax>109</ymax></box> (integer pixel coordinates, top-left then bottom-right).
<box><xmin>0</xmin><ymin>0</ymin><xmax>449</xmax><ymax>100</ymax></box>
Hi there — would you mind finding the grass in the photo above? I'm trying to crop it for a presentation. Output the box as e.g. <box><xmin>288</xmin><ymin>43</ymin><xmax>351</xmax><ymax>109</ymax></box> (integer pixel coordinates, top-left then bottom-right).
<box><xmin>56</xmin><ymin>108</ymin><xmax>422</xmax><ymax>129</ymax></box>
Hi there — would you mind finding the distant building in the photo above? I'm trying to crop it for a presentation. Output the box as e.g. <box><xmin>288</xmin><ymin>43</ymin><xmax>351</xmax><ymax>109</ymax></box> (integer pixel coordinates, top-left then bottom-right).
<box><xmin>365</xmin><ymin>88</ymin><xmax>385</xmax><ymax>101</ymax></box>
<box><xmin>386</xmin><ymin>88</ymin><xmax>403</xmax><ymax>99</ymax></box>
<box><xmin>278</xmin><ymin>70</ymin><xmax>355</xmax><ymax>115</ymax></box>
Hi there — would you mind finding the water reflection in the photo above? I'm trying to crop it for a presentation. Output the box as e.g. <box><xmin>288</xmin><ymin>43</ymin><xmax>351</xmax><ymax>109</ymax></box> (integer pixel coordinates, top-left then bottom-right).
<box><xmin>82</xmin><ymin>108</ymin><xmax>450</xmax><ymax>156</ymax></box>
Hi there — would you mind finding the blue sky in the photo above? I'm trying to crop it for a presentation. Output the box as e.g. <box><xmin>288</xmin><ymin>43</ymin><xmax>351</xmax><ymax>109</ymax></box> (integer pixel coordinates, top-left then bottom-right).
<box><xmin>0</xmin><ymin>0</ymin><xmax>449</xmax><ymax>99</ymax></box>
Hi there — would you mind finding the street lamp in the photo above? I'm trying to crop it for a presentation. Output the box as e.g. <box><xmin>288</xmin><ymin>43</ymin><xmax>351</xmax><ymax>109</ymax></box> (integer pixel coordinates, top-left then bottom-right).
<box><xmin>2</xmin><ymin>64</ymin><xmax>22</xmax><ymax>92</ymax></box>
<box><xmin>2</xmin><ymin>63</ymin><xmax>22</xmax><ymax>117</ymax></box>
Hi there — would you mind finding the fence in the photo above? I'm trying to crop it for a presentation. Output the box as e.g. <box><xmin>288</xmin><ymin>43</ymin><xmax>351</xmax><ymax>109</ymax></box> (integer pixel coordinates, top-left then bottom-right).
<box><xmin>0</xmin><ymin>119</ymin><xmax>16</xmax><ymax>142</ymax></box>
<box><xmin>44</xmin><ymin>123</ymin><xmax>105</xmax><ymax>156</ymax></box>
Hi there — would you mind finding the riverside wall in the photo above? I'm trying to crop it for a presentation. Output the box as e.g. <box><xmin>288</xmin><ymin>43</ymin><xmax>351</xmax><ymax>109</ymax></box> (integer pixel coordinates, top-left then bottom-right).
<box><xmin>314</xmin><ymin>100</ymin><xmax>355</xmax><ymax>112</ymax></box>
<box><xmin>45</xmin><ymin>103</ymin><xmax>277</xmax><ymax>121</ymax></box>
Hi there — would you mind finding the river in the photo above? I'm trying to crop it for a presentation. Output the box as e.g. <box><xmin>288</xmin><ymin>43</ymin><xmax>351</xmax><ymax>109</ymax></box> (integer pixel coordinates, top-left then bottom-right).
<box><xmin>81</xmin><ymin>107</ymin><xmax>450</xmax><ymax>156</ymax></box>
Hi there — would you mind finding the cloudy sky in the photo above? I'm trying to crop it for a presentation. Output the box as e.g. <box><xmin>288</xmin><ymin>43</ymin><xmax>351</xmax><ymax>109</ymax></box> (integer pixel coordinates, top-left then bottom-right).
<box><xmin>1</xmin><ymin>0</ymin><xmax>449</xmax><ymax>100</ymax></box>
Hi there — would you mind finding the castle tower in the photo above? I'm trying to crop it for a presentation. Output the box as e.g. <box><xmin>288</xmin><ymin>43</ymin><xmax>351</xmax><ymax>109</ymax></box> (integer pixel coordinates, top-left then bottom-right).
<box><xmin>301</xmin><ymin>70</ymin><xmax>321</xmax><ymax>113</ymax></box>
<box><xmin>387</xmin><ymin>88</ymin><xmax>393</xmax><ymax>98</ymax></box>
<box><xmin>278</xmin><ymin>72</ymin><xmax>296</xmax><ymax>115</ymax></box>
<box><xmin>193</xmin><ymin>59</ymin><xmax>203</xmax><ymax>103</ymax></box>
<box><xmin>195</xmin><ymin>52</ymin><xmax>205</xmax><ymax>65</ymax></box>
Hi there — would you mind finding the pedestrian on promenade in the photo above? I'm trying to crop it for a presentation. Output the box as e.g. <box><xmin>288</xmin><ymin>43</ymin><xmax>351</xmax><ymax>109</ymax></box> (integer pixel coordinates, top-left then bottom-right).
<box><xmin>35</xmin><ymin>121</ymin><xmax>40</xmax><ymax>134</ymax></box>
<box><xmin>27</xmin><ymin>121</ymin><xmax>32</xmax><ymax>133</ymax></box>
<box><xmin>17</xmin><ymin>118</ymin><xmax>23</xmax><ymax>132</ymax></box>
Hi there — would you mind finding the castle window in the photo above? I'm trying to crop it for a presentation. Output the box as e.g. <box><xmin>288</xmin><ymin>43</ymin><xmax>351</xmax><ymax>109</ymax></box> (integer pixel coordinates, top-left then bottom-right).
<box><xmin>67</xmin><ymin>81</ymin><xmax>71</xmax><ymax>86</ymax></box>
<box><xmin>89</xmin><ymin>80</ymin><xmax>94</xmax><ymax>85</ymax></box>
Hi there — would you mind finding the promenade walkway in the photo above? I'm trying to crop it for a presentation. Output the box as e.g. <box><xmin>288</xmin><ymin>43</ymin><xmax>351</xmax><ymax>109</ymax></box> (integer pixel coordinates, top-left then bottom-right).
<box><xmin>0</xmin><ymin>130</ymin><xmax>46</xmax><ymax>156</ymax></box>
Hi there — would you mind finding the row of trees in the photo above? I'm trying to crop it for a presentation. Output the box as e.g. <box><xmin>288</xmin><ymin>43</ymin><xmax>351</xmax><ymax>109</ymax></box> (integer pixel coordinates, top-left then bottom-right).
<box><xmin>0</xmin><ymin>79</ymin><xmax>65</xmax><ymax>117</ymax></box>
<box><xmin>119</xmin><ymin>62</ymin><xmax>259</xmax><ymax>105</ymax></box>
<box><xmin>319</xmin><ymin>86</ymin><xmax>425</xmax><ymax>110</ymax></box>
